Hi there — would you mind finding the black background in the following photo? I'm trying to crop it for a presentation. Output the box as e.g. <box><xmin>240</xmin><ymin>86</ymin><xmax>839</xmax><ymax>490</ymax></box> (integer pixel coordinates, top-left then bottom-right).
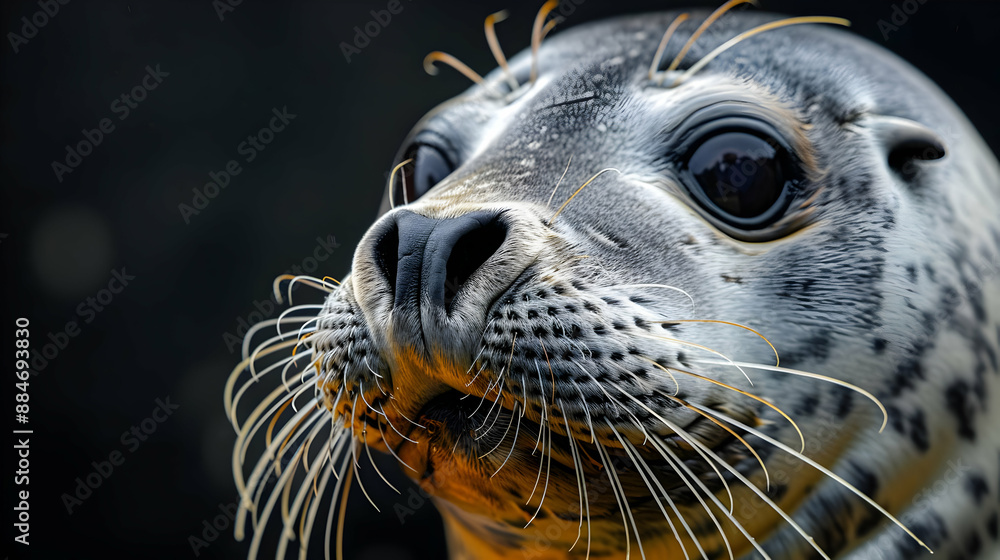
<box><xmin>2</xmin><ymin>1</ymin><xmax>997</xmax><ymax>559</ymax></box>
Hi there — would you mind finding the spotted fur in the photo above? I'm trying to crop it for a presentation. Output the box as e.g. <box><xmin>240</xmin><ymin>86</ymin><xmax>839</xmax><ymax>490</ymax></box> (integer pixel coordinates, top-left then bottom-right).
<box><xmin>228</xmin><ymin>7</ymin><xmax>1000</xmax><ymax>560</ymax></box>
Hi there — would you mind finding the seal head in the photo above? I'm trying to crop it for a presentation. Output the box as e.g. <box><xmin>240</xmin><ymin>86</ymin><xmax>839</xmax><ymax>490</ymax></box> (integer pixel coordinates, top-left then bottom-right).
<box><xmin>230</xmin><ymin>7</ymin><xmax>1000</xmax><ymax>560</ymax></box>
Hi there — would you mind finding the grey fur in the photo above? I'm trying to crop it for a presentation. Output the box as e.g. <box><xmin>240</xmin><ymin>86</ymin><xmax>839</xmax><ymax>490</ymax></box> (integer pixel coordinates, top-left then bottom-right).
<box><xmin>306</xmin><ymin>10</ymin><xmax>1000</xmax><ymax>559</ymax></box>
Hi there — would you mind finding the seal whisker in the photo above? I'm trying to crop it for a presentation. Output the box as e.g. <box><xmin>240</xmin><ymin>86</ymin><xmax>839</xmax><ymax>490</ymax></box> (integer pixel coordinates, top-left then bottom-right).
<box><xmin>636</xmin><ymin>356</ymin><xmax>680</xmax><ymax>395</ymax></box>
<box><xmin>469</xmin><ymin>364</ymin><xmax>505</xmax><ymax>417</ymax></box>
<box><xmin>423</xmin><ymin>51</ymin><xmax>493</xmax><ymax>90</ymax></box>
<box><xmin>527</xmin><ymin>362</ymin><xmax>550</xmax><ymax>500</ymax></box>
<box><xmin>634</xmin><ymin>331</ymin><xmax>754</xmax><ymax>386</ymax></box>
<box><xmin>670</xmin><ymin>16</ymin><xmax>852</xmax><ymax>88</ymax></box>
<box><xmin>362</xmin><ymin>356</ymin><xmax>384</xmax><ymax>381</ymax></box>
<box><xmin>387</xmin><ymin>158</ymin><xmax>413</xmax><ymax>210</ymax></box>
<box><xmin>622</xmin><ymin>425</ymin><xmax>696</xmax><ymax>558</ymax></box>
<box><xmin>288</xmin><ymin>362</ymin><xmax>317</xmax><ymax>413</ymax></box>
<box><xmin>606</xmin><ymin>423</ymin><xmax>651</xmax><ymax>560</ymax></box>
<box><xmin>668</xmin><ymin>363</ymin><xmax>805</xmax><ymax>453</ymax></box>
<box><xmin>464</xmin><ymin>338</ymin><xmax>490</xmax><ymax>379</ymax></box>
<box><xmin>526</xmin><ymin>409</ymin><xmax>547</xmax><ymax>503</ymax></box>
<box><xmin>474</xmin><ymin>379</ymin><xmax>508</xmax><ymax>435</ymax></box>
<box><xmin>682</xmin><ymin>408</ymin><xmax>834</xmax><ymax>560</ymax></box>
<box><xmin>316</xmin><ymin>445</ymin><xmax>350</xmax><ymax>560</ymax></box>
<box><xmin>272</xmin><ymin>274</ymin><xmax>337</xmax><ymax>306</ymax></box>
<box><xmin>484</xmin><ymin>10</ymin><xmax>519</xmax><ymax>91</ymax></box>
<box><xmin>275</xmin><ymin>415</ymin><xmax>318</xmax><ymax>530</ymax></box>
<box><xmin>239</xmin><ymin>315</ymin><xmax>312</xmax><ymax>359</ymax></box>
<box><xmin>548</xmin><ymin>167</ymin><xmax>622</xmax><ymax>225</ymax></box>
<box><xmin>479</xmin><ymin>400</ymin><xmax>518</xmax><ymax>457</ymax></box>
<box><xmin>651</xmin><ymin>319</ymin><xmax>780</xmax><ymax>366</ymax></box>
<box><xmin>349</xmin><ymin>395</ymin><xmax>381</xmax><ymax>512</ymax></box>
<box><xmin>296</xmin><ymin>437</ymin><xmax>339</xmax><ymax>560</ymax></box>
<box><xmin>334</xmin><ymin>456</ymin><xmax>355</xmax><ymax>560</ymax></box>
<box><xmin>524</xmin><ymin>417</ymin><xmax>554</xmax><ymax>528</ymax></box>
<box><xmin>694</xmin><ymin>360</ymin><xmax>888</xmax><ymax>432</ymax></box>
<box><xmin>249</xmin><ymin>337</ymin><xmax>300</xmax><ymax>380</ymax></box>
<box><xmin>284</xmin><ymin>349</ymin><xmax>315</xmax><ymax>396</ymax></box>
<box><xmin>325</xmin><ymin>399</ymin><xmax>346</xmax><ymax>475</ymax></box>
<box><xmin>649</xmin><ymin>435</ymin><xmax>756</xmax><ymax>560</ymax></box>
<box><xmin>581</xmin><ymin>367</ymin><xmax>650</xmax><ymax>444</ymax></box>
<box><xmin>490</xmin><ymin>403</ymin><xmax>523</xmax><ymax>477</ymax></box>
<box><xmin>228</xmin><ymin>350</ymin><xmax>305</xmax><ymax>429</ymax></box>
<box><xmin>560</xmin><ymin>407</ymin><xmax>589</xmax><ymax>553</ymax></box>
<box><xmin>322</xmin><ymin>444</ymin><xmax>345</xmax><ymax>560</ymax></box>
<box><xmin>276</xmin><ymin>420</ymin><xmax>333</xmax><ymax>556</ymax></box>
<box><xmin>376</xmin><ymin>414</ymin><xmax>418</xmax><ymax>471</ymax></box>
<box><xmin>386</xmin><ymin>396</ymin><xmax>428</xmax><ymax>430</ymax></box>
<box><xmin>247</xmin><ymin>414</ymin><xmax>323</xmax><ymax>559</ymax></box>
<box><xmin>570</xmin><ymin>380</ymin><xmax>598</xmax><ymax>442</ymax></box>
<box><xmin>688</xmin><ymin>401</ymin><xmax>933</xmax><ymax>554</ymax></box>
<box><xmin>237</xmin><ymin>382</ymin><xmax>313</xmax><ymax>469</ymax></box>
<box><xmin>464</xmin><ymin>360</ymin><xmax>489</xmax><ymax>388</ymax></box>
<box><xmin>609</xmin><ymin>283</ymin><xmax>697</xmax><ymax>312</ymax></box>
<box><xmin>606</xmin><ymin>376</ymin><xmax>736</xmax><ymax>516</ymax></box>
<box><xmin>280</xmin><ymin>305</ymin><xmax>325</xmax><ymax>340</ymax></box>
<box><xmin>358</xmin><ymin>379</ymin><xmax>377</xmax><ymax>415</ymax></box>
<box><xmin>239</xmin><ymin>401</ymin><xmax>322</xmax><ymax>545</ymax></box>
<box><xmin>471</xmin><ymin>333</ymin><xmax>517</xmax><ymax>418</ymax></box>
<box><xmin>663</xmin><ymin>0</ymin><xmax>756</xmax><ymax>76</ymax></box>
<box><xmin>593</xmin><ymin>436</ymin><xmax>635</xmax><ymax>559</ymax></box>
<box><xmin>530</xmin><ymin>0</ymin><xmax>559</xmax><ymax>85</ymax></box>
<box><xmin>622</xmin><ymin>437</ymin><xmax>704</xmax><ymax>560</ymax></box>
<box><xmin>361</xmin><ymin>424</ymin><xmax>401</xmax><ymax>494</ymax></box>
<box><xmin>546</xmin><ymin>155</ymin><xmax>574</xmax><ymax>208</ymax></box>
<box><xmin>376</xmin><ymin>402</ymin><xmax>419</xmax><ymax>445</ymax></box>
<box><xmin>648</xmin><ymin>12</ymin><xmax>690</xmax><ymax>81</ymax></box>
<box><xmin>670</xmin><ymin>393</ymin><xmax>772</xmax><ymax>491</ymax></box>
<box><xmin>642</xmin><ymin>355</ymin><xmax>805</xmax><ymax>454</ymax></box>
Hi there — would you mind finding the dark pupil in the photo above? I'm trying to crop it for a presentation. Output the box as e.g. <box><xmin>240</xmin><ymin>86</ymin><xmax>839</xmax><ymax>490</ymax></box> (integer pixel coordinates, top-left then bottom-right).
<box><xmin>689</xmin><ymin>132</ymin><xmax>783</xmax><ymax>219</ymax></box>
<box><xmin>402</xmin><ymin>145</ymin><xmax>451</xmax><ymax>203</ymax></box>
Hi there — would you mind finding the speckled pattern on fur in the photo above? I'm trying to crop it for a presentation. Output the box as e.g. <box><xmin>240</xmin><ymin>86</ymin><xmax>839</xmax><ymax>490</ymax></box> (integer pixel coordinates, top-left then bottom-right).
<box><xmin>229</xmin><ymin>7</ymin><xmax>1000</xmax><ymax>560</ymax></box>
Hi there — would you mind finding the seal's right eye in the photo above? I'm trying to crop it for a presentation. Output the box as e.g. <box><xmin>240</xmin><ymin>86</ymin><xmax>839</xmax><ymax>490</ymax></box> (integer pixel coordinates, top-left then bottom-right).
<box><xmin>394</xmin><ymin>143</ymin><xmax>455</xmax><ymax>205</ymax></box>
<box><xmin>683</xmin><ymin>129</ymin><xmax>796</xmax><ymax>231</ymax></box>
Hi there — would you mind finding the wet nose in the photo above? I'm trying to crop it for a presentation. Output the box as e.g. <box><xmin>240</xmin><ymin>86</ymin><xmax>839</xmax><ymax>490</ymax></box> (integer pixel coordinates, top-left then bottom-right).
<box><xmin>371</xmin><ymin>210</ymin><xmax>508</xmax><ymax>314</ymax></box>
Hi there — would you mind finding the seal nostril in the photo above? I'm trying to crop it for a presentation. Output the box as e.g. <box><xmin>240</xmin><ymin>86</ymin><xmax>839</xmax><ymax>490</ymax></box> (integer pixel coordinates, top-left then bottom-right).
<box><xmin>444</xmin><ymin>219</ymin><xmax>507</xmax><ymax>312</ymax></box>
<box><xmin>374</xmin><ymin>221</ymin><xmax>399</xmax><ymax>296</ymax></box>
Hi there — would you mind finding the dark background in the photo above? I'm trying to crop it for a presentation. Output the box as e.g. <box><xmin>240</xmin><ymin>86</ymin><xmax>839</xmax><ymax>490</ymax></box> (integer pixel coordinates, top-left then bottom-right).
<box><xmin>2</xmin><ymin>1</ymin><xmax>997</xmax><ymax>558</ymax></box>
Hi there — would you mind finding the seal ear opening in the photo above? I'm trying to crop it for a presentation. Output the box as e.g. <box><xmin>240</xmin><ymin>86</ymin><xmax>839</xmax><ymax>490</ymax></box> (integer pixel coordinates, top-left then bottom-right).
<box><xmin>871</xmin><ymin>115</ymin><xmax>947</xmax><ymax>182</ymax></box>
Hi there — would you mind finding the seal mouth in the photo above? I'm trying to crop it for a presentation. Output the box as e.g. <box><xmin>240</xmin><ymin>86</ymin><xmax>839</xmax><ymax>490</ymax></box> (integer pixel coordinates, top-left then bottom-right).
<box><xmin>397</xmin><ymin>375</ymin><xmax>744</xmax><ymax>494</ymax></box>
<box><xmin>414</xmin><ymin>388</ymin><xmax>478</xmax><ymax>425</ymax></box>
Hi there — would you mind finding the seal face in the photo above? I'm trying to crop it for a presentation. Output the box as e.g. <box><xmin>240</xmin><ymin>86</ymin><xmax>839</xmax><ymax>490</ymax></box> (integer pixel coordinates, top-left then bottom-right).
<box><xmin>228</xmin><ymin>6</ymin><xmax>1000</xmax><ymax>560</ymax></box>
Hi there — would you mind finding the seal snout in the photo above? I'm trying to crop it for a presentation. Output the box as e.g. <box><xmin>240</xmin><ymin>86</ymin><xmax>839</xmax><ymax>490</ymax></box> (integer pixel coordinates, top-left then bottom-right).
<box><xmin>374</xmin><ymin>209</ymin><xmax>508</xmax><ymax>315</ymax></box>
<box><xmin>360</xmin><ymin>208</ymin><xmax>527</xmax><ymax>355</ymax></box>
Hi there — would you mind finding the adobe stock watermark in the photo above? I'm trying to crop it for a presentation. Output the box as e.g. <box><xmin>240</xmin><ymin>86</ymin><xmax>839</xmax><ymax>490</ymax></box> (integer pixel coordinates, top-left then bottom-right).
<box><xmin>878</xmin><ymin>0</ymin><xmax>930</xmax><ymax>41</ymax></box>
<box><xmin>7</xmin><ymin>0</ymin><xmax>71</xmax><ymax>54</ymax></box>
<box><xmin>60</xmin><ymin>396</ymin><xmax>180</xmax><ymax>514</ymax></box>
<box><xmin>50</xmin><ymin>64</ymin><xmax>170</xmax><ymax>183</ymax></box>
<box><xmin>187</xmin><ymin>501</ymin><xmax>239</xmax><ymax>556</ymax></box>
<box><xmin>178</xmin><ymin>106</ymin><xmax>296</xmax><ymax>224</ymax></box>
<box><xmin>28</xmin><ymin>267</ymin><xmax>136</xmax><ymax>375</ymax></box>
<box><xmin>222</xmin><ymin>234</ymin><xmax>341</xmax><ymax>353</ymax></box>
<box><xmin>340</xmin><ymin>0</ymin><xmax>412</xmax><ymax>63</ymax></box>
<box><xmin>212</xmin><ymin>0</ymin><xmax>242</xmax><ymax>22</ymax></box>
<box><xmin>867</xmin><ymin>457</ymin><xmax>970</xmax><ymax>551</ymax></box>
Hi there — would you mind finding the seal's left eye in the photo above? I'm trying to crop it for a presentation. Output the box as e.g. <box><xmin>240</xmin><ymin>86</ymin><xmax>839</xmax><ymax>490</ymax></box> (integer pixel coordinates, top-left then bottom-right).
<box><xmin>684</xmin><ymin>130</ymin><xmax>794</xmax><ymax>230</ymax></box>
<box><xmin>394</xmin><ymin>143</ymin><xmax>454</xmax><ymax>205</ymax></box>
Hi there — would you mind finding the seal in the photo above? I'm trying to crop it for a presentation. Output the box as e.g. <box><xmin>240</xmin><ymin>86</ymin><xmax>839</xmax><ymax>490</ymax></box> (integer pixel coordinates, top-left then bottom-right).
<box><xmin>226</xmin><ymin>2</ymin><xmax>1000</xmax><ymax>559</ymax></box>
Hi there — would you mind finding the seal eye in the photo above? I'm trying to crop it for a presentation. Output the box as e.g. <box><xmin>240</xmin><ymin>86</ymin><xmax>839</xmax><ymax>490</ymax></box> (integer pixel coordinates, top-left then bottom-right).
<box><xmin>395</xmin><ymin>143</ymin><xmax>454</xmax><ymax>204</ymax></box>
<box><xmin>685</xmin><ymin>131</ymin><xmax>793</xmax><ymax>229</ymax></box>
